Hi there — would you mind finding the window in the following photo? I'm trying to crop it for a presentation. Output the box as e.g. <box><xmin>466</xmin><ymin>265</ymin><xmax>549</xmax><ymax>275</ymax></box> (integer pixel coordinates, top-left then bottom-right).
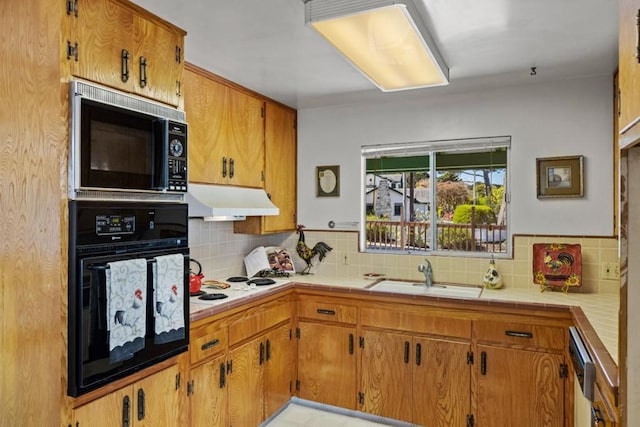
<box><xmin>361</xmin><ymin>136</ymin><xmax>510</xmax><ymax>257</ymax></box>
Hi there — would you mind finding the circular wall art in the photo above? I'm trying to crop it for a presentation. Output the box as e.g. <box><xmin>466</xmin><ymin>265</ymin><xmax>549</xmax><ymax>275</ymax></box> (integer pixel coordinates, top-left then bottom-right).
<box><xmin>316</xmin><ymin>165</ymin><xmax>340</xmax><ymax>197</ymax></box>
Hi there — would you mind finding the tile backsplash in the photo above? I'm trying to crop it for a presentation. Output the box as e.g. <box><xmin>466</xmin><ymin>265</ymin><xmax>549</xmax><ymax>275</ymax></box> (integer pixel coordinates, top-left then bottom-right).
<box><xmin>189</xmin><ymin>219</ymin><xmax>620</xmax><ymax>295</ymax></box>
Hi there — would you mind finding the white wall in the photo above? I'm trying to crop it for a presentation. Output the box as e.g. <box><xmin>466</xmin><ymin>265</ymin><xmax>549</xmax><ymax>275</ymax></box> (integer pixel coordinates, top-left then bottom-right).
<box><xmin>297</xmin><ymin>75</ymin><xmax>614</xmax><ymax>236</ymax></box>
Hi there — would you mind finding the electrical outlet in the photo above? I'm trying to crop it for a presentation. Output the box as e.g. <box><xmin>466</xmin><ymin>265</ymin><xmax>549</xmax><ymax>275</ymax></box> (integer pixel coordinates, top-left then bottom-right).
<box><xmin>601</xmin><ymin>262</ymin><xmax>620</xmax><ymax>280</ymax></box>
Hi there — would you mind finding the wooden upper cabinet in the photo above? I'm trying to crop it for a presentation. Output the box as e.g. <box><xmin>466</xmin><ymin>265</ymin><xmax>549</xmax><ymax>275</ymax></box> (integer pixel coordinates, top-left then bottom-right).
<box><xmin>619</xmin><ymin>0</ymin><xmax>640</xmax><ymax>148</ymax></box>
<box><xmin>66</xmin><ymin>0</ymin><xmax>185</xmax><ymax>106</ymax></box>
<box><xmin>235</xmin><ymin>101</ymin><xmax>298</xmax><ymax>234</ymax></box>
<box><xmin>184</xmin><ymin>64</ymin><xmax>265</xmax><ymax>188</ymax></box>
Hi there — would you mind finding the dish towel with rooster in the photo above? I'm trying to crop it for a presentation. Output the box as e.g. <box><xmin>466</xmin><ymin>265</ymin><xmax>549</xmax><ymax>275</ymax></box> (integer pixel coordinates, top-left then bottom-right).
<box><xmin>153</xmin><ymin>254</ymin><xmax>185</xmax><ymax>344</ymax></box>
<box><xmin>106</xmin><ymin>258</ymin><xmax>147</xmax><ymax>363</ymax></box>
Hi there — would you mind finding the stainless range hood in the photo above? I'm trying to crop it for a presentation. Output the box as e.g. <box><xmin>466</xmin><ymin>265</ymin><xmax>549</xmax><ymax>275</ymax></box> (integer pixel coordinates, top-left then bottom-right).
<box><xmin>185</xmin><ymin>183</ymin><xmax>279</xmax><ymax>221</ymax></box>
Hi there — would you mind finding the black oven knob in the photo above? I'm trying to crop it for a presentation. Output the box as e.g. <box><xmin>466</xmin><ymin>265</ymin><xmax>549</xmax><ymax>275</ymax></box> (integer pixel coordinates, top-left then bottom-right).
<box><xmin>169</xmin><ymin>139</ymin><xmax>184</xmax><ymax>157</ymax></box>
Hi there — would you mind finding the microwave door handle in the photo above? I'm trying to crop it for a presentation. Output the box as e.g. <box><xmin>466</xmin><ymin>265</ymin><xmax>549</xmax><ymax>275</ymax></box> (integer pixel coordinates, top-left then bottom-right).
<box><xmin>154</xmin><ymin>119</ymin><xmax>169</xmax><ymax>190</ymax></box>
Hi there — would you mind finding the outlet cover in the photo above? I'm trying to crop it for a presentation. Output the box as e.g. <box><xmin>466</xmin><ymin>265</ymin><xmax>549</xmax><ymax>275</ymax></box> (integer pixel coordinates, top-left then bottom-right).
<box><xmin>601</xmin><ymin>262</ymin><xmax>620</xmax><ymax>280</ymax></box>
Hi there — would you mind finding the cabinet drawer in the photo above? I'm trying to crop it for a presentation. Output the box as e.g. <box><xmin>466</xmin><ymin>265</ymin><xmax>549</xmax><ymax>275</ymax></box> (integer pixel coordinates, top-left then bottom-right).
<box><xmin>297</xmin><ymin>298</ymin><xmax>357</xmax><ymax>325</ymax></box>
<box><xmin>360</xmin><ymin>306</ymin><xmax>471</xmax><ymax>339</ymax></box>
<box><xmin>228</xmin><ymin>298</ymin><xmax>294</xmax><ymax>346</ymax></box>
<box><xmin>473</xmin><ymin>320</ymin><xmax>565</xmax><ymax>351</ymax></box>
<box><xmin>190</xmin><ymin>323</ymin><xmax>228</xmax><ymax>365</ymax></box>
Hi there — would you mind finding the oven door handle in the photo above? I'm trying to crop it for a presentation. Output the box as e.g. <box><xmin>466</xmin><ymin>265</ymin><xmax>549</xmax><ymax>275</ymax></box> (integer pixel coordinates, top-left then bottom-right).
<box><xmin>88</xmin><ymin>254</ymin><xmax>189</xmax><ymax>270</ymax></box>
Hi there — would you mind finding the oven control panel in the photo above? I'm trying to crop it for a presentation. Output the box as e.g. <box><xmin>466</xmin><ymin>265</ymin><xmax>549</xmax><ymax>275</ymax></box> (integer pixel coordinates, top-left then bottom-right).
<box><xmin>96</xmin><ymin>214</ymin><xmax>135</xmax><ymax>236</ymax></box>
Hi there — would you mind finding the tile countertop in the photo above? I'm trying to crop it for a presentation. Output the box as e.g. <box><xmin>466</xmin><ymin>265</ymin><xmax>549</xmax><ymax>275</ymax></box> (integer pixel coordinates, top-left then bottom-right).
<box><xmin>189</xmin><ymin>274</ymin><xmax>620</xmax><ymax>366</ymax></box>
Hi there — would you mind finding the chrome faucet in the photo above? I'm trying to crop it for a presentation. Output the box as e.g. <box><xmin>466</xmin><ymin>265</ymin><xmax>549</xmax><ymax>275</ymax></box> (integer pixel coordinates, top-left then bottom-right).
<box><xmin>418</xmin><ymin>258</ymin><xmax>433</xmax><ymax>287</ymax></box>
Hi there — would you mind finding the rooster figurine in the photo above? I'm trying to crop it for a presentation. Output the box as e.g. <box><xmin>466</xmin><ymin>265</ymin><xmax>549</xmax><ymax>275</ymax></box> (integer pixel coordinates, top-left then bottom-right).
<box><xmin>296</xmin><ymin>224</ymin><xmax>333</xmax><ymax>274</ymax></box>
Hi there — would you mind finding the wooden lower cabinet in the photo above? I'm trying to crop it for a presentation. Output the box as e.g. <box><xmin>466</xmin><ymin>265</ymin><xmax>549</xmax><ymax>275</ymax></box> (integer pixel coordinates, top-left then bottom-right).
<box><xmin>73</xmin><ymin>364</ymin><xmax>183</xmax><ymax>427</ymax></box>
<box><xmin>189</xmin><ymin>354</ymin><xmax>227</xmax><ymax>427</ymax></box>
<box><xmin>475</xmin><ymin>345</ymin><xmax>565</xmax><ymax>427</ymax></box>
<box><xmin>297</xmin><ymin>321</ymin><xmax>357</xmax><ymax>409</ymax></box>
<box><xmin>360</xmin><ymin>329</ymin><xmax>471</xmax><ymax>426</ymax></box>
<box><xmin>228</xmin><ymin>321</ymin><xmax>294</xmax><ymax>426</ymax></box>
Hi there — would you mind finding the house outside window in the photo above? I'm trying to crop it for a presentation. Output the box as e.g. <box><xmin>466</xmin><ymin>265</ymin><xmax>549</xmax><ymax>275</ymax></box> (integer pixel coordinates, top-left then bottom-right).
<box><xmin>361</xmin><ymin>136</ymin><xmax>511</xmax><ymax>257</ymax></box>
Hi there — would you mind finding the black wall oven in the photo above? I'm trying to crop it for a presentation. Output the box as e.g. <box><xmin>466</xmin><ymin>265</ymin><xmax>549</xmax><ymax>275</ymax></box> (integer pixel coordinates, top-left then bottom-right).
<box><xmin>68</xmin><ymin>201</ymin><xmax>189</xmax><ymax>397</ymax></box>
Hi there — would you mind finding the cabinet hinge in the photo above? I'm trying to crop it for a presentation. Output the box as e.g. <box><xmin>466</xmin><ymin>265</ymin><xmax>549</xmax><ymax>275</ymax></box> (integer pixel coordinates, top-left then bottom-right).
<box><xmin>467</xmin><ymin>351</ymin><xmax>474</xmax><ymax>365</ymax></box>
<box><xmin>295</xmin><ymin>379</ymin><xmax>301</xmax><ymax>391</ymax></box>
<box><xmin>466</xmin><ymin>414</ymin><xmax>475</xmax><ymax>427</ymax></box>
<box><xmin>261</xmin><ymin>106</ymin><xmax>265</xmax><ymax>118</ymax></box>
<box><xmin>187</xmin><ymin>380</ymin><xmax>194</xmax><ymax>396</ymax></box>
<box><xmin>227</xmin><ymin>360</ymin><xmax>233</xmax><ymax>374</ymax></box>
<box><xmin>359</xmin><ymin>336</ymin><xmax>365</xmax><ymax>348</ymax></box>
<box><xmin>560</xmin><ymin>363</ymin><xmax>569</xmax><ymax>379</ymax></box>
<box><xmin>66</xmin><ymin>41</ymin><xmax>79</xmax><ymax>62</ymax></box>
<box><xmin>295</xmin><ymin>327</ymin><xmax>300</xmax><ymax>339</ymax></box>
<box><xmin>358</xmin><ymin>392</ymin><xmax>365</xmax><ymax>405</ymax></box>
<box><xmin>66</xmin><ymin>0</ymin><xmax>78</xmax><ymax>17</ymax></box>
<box><xmin>175</xmin><ymin>45</ymin><xmax>182</xmax><ymax>63</ymax></box>
<box><xmin>175</xmin><ymin>373</ymin><xmax>181</xmax><ymax>390</ymax></box>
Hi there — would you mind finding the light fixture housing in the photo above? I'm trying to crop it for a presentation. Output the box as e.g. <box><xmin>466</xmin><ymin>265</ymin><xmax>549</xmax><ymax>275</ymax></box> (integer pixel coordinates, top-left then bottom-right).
<box><xmin>305</xmin><ymin>0</ymin><xmax>449</xmax><ymax>91</ymax></box>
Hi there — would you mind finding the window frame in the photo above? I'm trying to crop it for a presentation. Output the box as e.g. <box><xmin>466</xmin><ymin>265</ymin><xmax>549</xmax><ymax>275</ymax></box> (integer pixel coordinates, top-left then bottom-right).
<box><xmin>360</xmin><ymin>136</ymin><xmax>512</xmax><ymax>258</ymax></box>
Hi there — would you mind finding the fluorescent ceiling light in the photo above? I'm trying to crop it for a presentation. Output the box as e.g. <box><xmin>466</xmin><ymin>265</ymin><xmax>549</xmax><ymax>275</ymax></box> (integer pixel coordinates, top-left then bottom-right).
<box><xmin>305</xmin><ymin>0</ymin><xmax>449</xmax><ymax>91</ymax></box>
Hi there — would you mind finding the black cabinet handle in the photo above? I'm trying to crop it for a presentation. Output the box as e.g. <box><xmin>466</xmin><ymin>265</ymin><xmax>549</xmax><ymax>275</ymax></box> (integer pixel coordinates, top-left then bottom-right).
<box><xmin>266</xmin><ymin>339</ymin><xmax>271</xmax><ymax>361</ymax></box>
<box><xmin>404</xmin><ymin>341</ymin><xmax>410</xmax><ymax>364</ymax></box>
<box><xmin>349</xmin><ymin>334</ymin><xmax>354</xmax><ymax>355</ymax></box>
<box><xmin>66</xmin><ymin>0</ymin><xmax>78</xmax><ymax>16</ymax></box>
<box><xmin>416</xmin><ymin>343</ymin><xmax>422</xmax><ymax>366</ymax></box>
<box><xmin>636</xmin><ymin>9</ymin><xmax>640</xmax><ymax>63</ymax></box>
<box><xmin>121</xmin><ymin>49</ymin><xmax>130</xmax><ymax>83</ymax></box>
<box><xmin>229</xmin><ymin>158</ymin><xmax>235</xmax><ymax>178</ymax></box>
<box><xmin>480</xmin><ymin>351</ymin><xmax>487</xmax><ymax>375</ymax></box>
<box><xmin>139</xmin><ymin>56</ymin><xmax>147</xmax><ymax>88</ymax></box>
<box><xmin>222</xmin><ymin>157</ymin><xmax>227</xmax><ymax>178</ymax></box>
<box><xmin>201</xmin><ymin>338</ymin><xmax>220</xmax><ymax>351</ymax></box>
<box><xmin>505</xmin><ymin>330</ymin><xmax>533</xmax><ymax>339</ymax></box>
<box><xmin>317</xmin><ymin>308</ymin><xmax>336</xmax><ymax>316</ymax></box>
<box><xmin>219</xmin><ymin>362</ymin><xmax>226</xmax><ymax>389</ymax></box>
<box><xmin>259</xmin><ymin>342</ymin><xmax>265</xmax><ymax>365</ymax></box>
<box><xmin>122</xmin><ymin>395</ymin><xmax>130</xmax><ymax>427</ymax></box>
<box><xmin>137</xmin><ymin>388</ymin><xmax>145</xmax><ymax>421</ymax></box>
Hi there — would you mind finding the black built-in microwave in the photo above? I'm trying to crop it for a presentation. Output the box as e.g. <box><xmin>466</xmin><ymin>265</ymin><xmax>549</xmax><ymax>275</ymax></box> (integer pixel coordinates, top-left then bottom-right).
<box><xmin>69</xmin><ymin>80</ymin><xmax>188</xmax><ymax>200</ymax></box>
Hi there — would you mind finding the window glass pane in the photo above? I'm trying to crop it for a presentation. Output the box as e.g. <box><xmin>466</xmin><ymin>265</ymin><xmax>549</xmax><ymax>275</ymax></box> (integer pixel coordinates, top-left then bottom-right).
<box><xmin>362</xmin><ymin>138</ymin><xmax>509</xmax><ymax>257</ymax></box>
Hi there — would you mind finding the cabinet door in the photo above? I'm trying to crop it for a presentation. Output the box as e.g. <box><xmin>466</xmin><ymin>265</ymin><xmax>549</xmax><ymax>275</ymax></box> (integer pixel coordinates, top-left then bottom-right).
<box><xmin>476</xmin><ymin>345</ymin><xmax>565</xmax><ymax>427</ymax></box>
<box><xmin>190</xmin><ymin>355</ymin><xmax>227</xmax><ymax>427</ymax></box>
<box><xmin>264</xmin><ymin>322</ymin><xmax>294</xmax><ymax>418</ymax></box>
<box><xmin>74</xmin><ymin>387</ymin><xmax>130</xmax><ymax>427</ymax></box>
<box><xmin>71</xmin><ymin>0</ymin><xmax>134</xmax><ymax>92</ymax></box>
<box><xmin>228</xmin><ymin>337</ymin><xmax>265</xmax><ymax>426</ymax></box>
<box><xmin>225</xmin><ymin>90</ymin><xmax>264</xmax><ymax>187</ymax></box>
<box><xmin>184</xmin><ymin>68</ymin><xmax>228</xmax><ymax>184</ymax></box>
<box><xmin>360</xmin><ymin>329</ymin><xmax>413</xmax><ymax>422</ymax></box>
<box><xmin>136</xmin><ymin>364</ymin><xmax>183</xmax><ymax>427</ymax></box>
<box><xmin>619</xmin><ymin>0</ymin><xmax>640</xmax><ymax>148</ymax></box>
<box><xmin>413</xmin><ymin>337</ymin><xmax>470</xmax><ymax>427</ymax></box>
<box><xmin>133</xmin><ymin>15</ymin><xmax>183</xmax><ymax>106</ymax></box>
<box><xmin>263</xmin><ymin>102</ymin><xmax>297</xmax><ymax>232</ymax></box>
<box><xmin>297</xmin><ymin>321</ymin><xmax>357</xmax><ymax>409</ymax></box>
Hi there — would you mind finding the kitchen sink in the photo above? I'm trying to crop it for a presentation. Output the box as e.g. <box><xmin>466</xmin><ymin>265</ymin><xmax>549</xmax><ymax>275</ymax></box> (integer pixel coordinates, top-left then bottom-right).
<box><xmin>369</xmin><ymin>280</ymin><xmax>482</xmax><ymax>299</ymax></box>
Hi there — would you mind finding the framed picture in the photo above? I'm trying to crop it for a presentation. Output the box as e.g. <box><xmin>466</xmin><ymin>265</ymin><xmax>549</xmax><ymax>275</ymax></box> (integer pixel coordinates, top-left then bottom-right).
<box><xmin>316</xmin><ymin>165</ymin><xmax>340</xmax><ymax>197</ymax></box>
<box><xmin>536</xmin><ymin>155</ymin><xmax>584</xmax><ymax>198</ymax></box>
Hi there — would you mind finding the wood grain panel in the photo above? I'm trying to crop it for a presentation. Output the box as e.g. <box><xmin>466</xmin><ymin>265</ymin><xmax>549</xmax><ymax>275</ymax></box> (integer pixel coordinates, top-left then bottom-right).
<box><xmin>190</xmin><ymin>322</ymin><xmax>228</xmax><ymax>365</ymax></box>
<box><xmin>73</xmin><ymin>388</ymin><xmax>130</xmax><ymax>426</ymax></box>
<box><xmin>228</xmin><ymin>299</ymin><xmax>293</xmax><ymax>346</ymax></box>
<box><xmin>264</xmin><ymin>322</ymin><xmax>295</xmax><ymax>417</ymax></box>
<box><xmin>72</xmin><ymin>0</ymin><xmax>134</xmax><ymax>91</ymax></box>
<box><xmin>1</xmin><ymin>1</ymin><xmax>66</xmax><ymax>427</ymax></box>
<box><xmin>297</xmin><ymin>297</ymin><xmax>358</xmax><ymax>324</ymax></box>
<box><xmin>136</xmin><ymin>364</ymin><xmax>182</xmax><ymax>427</ymax></box>
<box><xmin>228</xmin><ymin>338</ymin><xmax>265</xmax><ymax>426</ymax></box>
<box><xmin>475</xmin><ymin>345</ymin><xmax>565</xmax><ymax>427</ymax></box>
<box><xmin>360</xmin><ymin>305</ymin><xmax>471</xmax><ymax>339</ymax></box>
<box><xmin>473</xmin><ymin>319</ymin><xmax>566</xmax><ymax>351</ymax></box>
<box><xmin>297</xmin><ymin>321</ymin><xmax>357</xmax><ymax>409</ymax></box>
<box><xmin>360</xmin><ymin>330</ymin><xmax>413</xmax><ymax>422</ymax></box>
<box><xmin>414</xmin><ymin>337</ymin><xmax>471</xmax><ymax>426</ymax></box>
<box><xmin>190</xmin><ymin>356</ymin><xmax>228</xmax><ymax>427</ymax></box>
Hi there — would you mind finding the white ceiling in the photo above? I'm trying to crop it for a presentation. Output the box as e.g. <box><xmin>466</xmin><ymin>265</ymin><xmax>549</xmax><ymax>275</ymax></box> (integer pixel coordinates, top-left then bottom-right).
<box><xmin>132</xmin><ymin>0</ymin><xmax>618</xmax><ymax>109</ymax></box>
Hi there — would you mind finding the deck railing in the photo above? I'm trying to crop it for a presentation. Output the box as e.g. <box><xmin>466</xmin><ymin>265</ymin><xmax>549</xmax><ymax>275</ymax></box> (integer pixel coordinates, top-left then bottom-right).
<box><xmin>365</xmin><ymin>220</ymin><xmax>507</xmax><ymax>253</ymax></box>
